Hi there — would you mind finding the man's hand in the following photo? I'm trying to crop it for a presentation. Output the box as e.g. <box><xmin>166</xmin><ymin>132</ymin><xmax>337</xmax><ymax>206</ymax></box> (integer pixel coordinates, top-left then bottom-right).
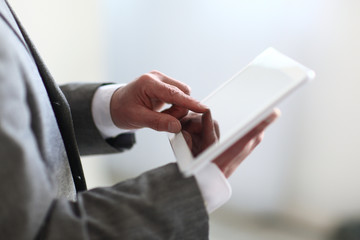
<box><xmin>180</xmin><ymin>109</ymin><xmax>280</xmax><ymax>178</ymax></box>
<box><xmin>110</xmin><ymin>70</ymin><xmax>208</xmax><ymax>133</ymax></box>
<box><xmin>213</xmin><ymin>109</ymin><xmax>280</xmax><ymax>178</ymax></box>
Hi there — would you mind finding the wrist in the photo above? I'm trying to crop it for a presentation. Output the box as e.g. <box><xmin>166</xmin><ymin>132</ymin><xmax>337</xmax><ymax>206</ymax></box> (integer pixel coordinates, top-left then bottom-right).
<box><xmin>91</xmin><ymin>83</ymin><xmax>128</xmax><ymax>138</ymax></box>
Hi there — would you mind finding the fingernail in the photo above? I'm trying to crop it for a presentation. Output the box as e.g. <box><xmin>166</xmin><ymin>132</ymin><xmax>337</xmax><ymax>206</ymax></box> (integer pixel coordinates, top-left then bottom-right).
<box><xmin>198</xmin><ymin>103</ymin><xmax>209</xmax><ymax>110</ymax></box>
<box><xmin>168</xmin><ymin>121</ymin><xmax>180</xmax><ymax>133</ymax></box>
<box><xmin>266</xmin><ymin>110</ymin><xmax>281</xmax><ymax>124</ymax></box>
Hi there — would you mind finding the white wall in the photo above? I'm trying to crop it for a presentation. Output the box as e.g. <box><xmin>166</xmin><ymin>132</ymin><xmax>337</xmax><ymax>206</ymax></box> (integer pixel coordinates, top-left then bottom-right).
<box><xmin>10</xmin><ymin>0</ymin><xmax>360</xmax><ymax>233</ymax></box>
<box><xmin>9</xmin><ymin>0</ymin><xmax>105</xmax><ymax>84</ymax></box>
<box><xmin>285</xmin><ymin>0</ymin><xmax>360</xmax><ymax>226</ymax></box>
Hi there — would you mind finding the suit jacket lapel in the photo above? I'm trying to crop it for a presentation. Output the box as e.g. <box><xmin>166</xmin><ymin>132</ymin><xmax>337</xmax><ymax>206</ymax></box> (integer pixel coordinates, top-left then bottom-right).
<box><xmin>0</xmin><ymin>1</ymin><xmax>28</xmax><ymax>52</ymax></box>
<box><xmin>4</xmin><ymin>0</ymin><xmax>87</xmax><ymax>192</ymax></box>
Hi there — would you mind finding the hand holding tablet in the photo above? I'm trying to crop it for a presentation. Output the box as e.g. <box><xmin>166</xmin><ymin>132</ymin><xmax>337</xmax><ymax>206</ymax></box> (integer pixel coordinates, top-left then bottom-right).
<box><xmin>212</xmin><ymin>109</ymin><xmax>280</xmax><ymax>178</ymax></box>
<box><xmin>169</xmin><ymin>47</ymin><xmax>315</xmax><ymax>177</ymax></box>
<box><xmin>179</xmin><ymin>108</ymin><xmax>280</xmax><ymax>178</ymax></box>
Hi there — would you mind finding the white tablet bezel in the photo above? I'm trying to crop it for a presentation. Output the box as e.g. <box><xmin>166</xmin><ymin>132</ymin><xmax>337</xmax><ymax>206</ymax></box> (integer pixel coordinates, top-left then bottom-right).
<box><xmin>169</xmin><ymin>48</ymin><xmax>315</xmax><ymax>177</ymax></box>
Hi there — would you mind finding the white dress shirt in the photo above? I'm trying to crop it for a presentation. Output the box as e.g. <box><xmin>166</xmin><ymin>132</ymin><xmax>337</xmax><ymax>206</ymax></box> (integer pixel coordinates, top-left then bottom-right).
<box><xmin>91</xmin><ymin>84</ymin><xmax>231</xmax><ymax>213</ymax></box>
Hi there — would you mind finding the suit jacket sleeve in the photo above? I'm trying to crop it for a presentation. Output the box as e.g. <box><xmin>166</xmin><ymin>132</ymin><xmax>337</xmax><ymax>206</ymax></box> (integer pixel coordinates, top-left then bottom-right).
<box><xmin>60</xmin><ymin>83</ymin><xmax>136</xmax><ymax>156</ymax></box>
<box><xmin>40</xmin><ymin>163</ymin><xmax>209</xmax><ymax>240</ymax></box>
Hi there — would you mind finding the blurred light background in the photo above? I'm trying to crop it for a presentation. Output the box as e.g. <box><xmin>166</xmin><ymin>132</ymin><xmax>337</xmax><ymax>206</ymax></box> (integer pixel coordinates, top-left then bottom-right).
<box><xmin>10</xmin><ymin>0</ymin><xmax>360</xmax><ymax>239</ymax></box>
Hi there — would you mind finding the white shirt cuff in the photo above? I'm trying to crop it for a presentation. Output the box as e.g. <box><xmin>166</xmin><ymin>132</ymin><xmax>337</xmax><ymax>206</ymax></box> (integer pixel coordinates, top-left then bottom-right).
<box><xmin>194</xmin><ymin>163</ymin><xmax>232</xmax><ymax>213</ymax></box>
<box><xmin>91</xmin><ymin>83</ymin><xmax>129</xmax><ymax>138</ymax></box>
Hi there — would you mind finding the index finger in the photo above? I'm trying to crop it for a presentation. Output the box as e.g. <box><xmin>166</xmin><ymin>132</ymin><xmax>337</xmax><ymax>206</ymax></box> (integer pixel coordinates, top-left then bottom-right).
<box><xmin>147</xmin><ymin>80</ymin><xmax>208</xmax><ymax>113</ymax></box>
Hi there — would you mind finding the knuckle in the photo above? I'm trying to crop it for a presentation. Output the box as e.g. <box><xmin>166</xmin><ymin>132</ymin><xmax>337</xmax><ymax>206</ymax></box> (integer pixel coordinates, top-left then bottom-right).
<box><xmin>183</xmin><ymin>84</ymin><xmax>191</xmax><ymax>95</ymax></box>
<box><xmin>138</xmin><ymin>73</ymin><xmax>153</xmax><ymax>83</ymax></box>
<box><xmin>168</xmin><ymin>86</ymin><xmax>180</xmax><ymax>96</ymax></box>
<box><xmin>150</xmin><ymin>70</ymin><xmax>161</xmax><ymax>75</ymax></box>
<box><xmin>136</xmin><ymin>74</ymin><xmax>155</xmax><ymax>92</ymax></box>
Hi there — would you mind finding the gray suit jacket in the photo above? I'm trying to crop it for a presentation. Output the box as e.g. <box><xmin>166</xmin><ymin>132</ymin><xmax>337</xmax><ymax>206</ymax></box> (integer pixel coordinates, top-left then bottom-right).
<box><xmin>0</xmin><ymin>1</ymin><xmax>208</xmax><ymax>239</ymax></box>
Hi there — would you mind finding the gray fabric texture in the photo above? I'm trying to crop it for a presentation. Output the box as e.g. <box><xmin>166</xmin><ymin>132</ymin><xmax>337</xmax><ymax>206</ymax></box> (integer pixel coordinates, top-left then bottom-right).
<box><xmin>60</xmin><ymin>83</ymin><xmax>122</xmax><ymax>155</ymax></box>
<box><xmin>0</xmin><ymin>1</ymin><xmax>209</xmax><ymax>239</ymax></box>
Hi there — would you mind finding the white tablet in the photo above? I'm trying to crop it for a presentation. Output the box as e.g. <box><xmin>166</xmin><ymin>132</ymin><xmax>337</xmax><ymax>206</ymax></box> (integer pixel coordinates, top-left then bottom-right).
<box><xmin>168</xmin><ymin>47</ymin><xmax>315</xmax><ymax>177</ymax></box>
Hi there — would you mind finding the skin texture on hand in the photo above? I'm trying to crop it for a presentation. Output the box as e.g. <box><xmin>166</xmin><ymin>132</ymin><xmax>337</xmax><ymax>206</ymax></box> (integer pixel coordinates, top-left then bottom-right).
<box><xmin>181</xmin><ymin>109</ymin><xmax>281</xmax><ymax>178</ymax></box>
<box><xmin>109</xmin><ymin>70</ymin><xmax>208</xmax><ymax>133</ymax></box>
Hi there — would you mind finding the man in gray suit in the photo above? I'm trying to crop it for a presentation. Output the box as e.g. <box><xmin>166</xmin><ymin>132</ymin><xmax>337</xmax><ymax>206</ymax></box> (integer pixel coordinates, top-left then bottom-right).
<box><xmin>0</xmin><ymin>1</ymin><xmax>279</xmax><ymax>239</ymax></box>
